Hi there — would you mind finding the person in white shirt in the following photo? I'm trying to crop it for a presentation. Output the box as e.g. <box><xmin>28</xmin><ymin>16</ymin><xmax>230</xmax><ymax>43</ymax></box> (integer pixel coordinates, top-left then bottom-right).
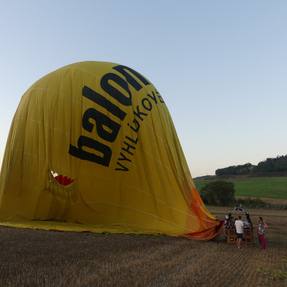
<box><xmin>234</xmin><ymin>215</ymin><xmax>244</xmax><ymax>249</ymax></box>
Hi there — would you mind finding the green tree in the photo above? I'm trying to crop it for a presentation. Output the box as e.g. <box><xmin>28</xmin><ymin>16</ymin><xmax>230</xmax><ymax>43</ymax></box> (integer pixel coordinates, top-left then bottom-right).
<box><xmin>200</xmin><ymin>181</ymin><xmax>235</xmax><ymax>206</ymax></box>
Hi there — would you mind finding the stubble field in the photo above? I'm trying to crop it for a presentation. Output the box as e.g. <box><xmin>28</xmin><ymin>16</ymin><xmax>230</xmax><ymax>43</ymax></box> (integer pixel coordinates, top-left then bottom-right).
<box><xmin>0</xmin><ymin>207</ymin><xmax>286</xmax><ymax>287</ymax></box>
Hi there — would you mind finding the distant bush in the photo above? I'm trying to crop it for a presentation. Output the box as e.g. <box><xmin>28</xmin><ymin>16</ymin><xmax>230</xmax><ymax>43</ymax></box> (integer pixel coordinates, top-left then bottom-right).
<box><xmin>235</xmin><ymin>198</ymin><xmax>287</xmax><ymax>210</ymax></box>
<box><xmin>235</xmin><ymin>198</ymin><xmax>269</xmax><ymax>209</ymax></box>
<box><xmin>200</xmin><ymin>181</ymin><xmax>235</xmax><ymax>206</ymax></box>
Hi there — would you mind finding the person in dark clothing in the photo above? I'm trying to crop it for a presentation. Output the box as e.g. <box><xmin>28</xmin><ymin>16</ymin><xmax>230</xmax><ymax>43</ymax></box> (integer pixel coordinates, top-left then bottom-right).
<box><xmin>245</xmin><ymin>212</ymin><xmax>253</xmax><ymax>228</ymax></box>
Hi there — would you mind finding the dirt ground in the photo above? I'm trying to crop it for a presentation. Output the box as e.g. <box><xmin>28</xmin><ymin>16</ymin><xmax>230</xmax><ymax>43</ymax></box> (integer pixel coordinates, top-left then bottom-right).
<box><xmin>0</xmin><ymin>207</ymin><xmax>286</xmax><ymax>287</ymax></box>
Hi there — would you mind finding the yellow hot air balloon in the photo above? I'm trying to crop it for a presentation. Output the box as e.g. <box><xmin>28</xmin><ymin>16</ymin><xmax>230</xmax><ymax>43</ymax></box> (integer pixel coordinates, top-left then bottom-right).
<box><xmin>0</xmin><ymin>62</ymin><xmax>221</xmax><ymax>239</ymax></box>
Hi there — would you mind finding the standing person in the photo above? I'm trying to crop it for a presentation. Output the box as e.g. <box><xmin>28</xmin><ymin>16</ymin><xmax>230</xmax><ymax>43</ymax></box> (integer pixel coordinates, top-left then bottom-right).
<box><xmin>234</xmin><ymin>215</ymin><xmax>244</xmax><ymax>249</ymax></box>
<box><xmin>257</xmin><ymin>217</ymin><xmax>268</xmax><ymax>250</ymax></box>
<box><xmin>245</xmin><ymin>212</ymin><xmax>253</xmax><ymax>228</ymax></box>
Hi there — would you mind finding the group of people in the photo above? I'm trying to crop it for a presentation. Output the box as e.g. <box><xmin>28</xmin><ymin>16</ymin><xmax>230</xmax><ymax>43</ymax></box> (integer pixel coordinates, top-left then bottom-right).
<box><xmin>224</xmin><ymin>211</ymin><xmax>268</xmax><ymax>250</ymax></box>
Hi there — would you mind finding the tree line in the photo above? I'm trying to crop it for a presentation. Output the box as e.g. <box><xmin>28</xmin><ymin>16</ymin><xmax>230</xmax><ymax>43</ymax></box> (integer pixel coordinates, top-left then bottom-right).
<box><xmin>215</xmin><ymin>155</ymin><xmax>287</xmax><ymax>176</ymax></box>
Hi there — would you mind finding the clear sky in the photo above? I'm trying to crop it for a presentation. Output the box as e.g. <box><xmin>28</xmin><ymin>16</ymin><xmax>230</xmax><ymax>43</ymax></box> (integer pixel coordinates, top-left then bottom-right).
<box><xmin>0</xmin><ymin>1</ymin><xmax>286</xmax><ymax>177</ymax></box>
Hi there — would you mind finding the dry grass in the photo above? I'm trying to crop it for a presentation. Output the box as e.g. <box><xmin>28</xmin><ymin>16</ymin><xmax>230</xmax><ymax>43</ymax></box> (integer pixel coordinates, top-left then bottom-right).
<box><xmin>0</xmin><ymin>208</ymin><xmax>286</xmax><ymax>287</ymax></box>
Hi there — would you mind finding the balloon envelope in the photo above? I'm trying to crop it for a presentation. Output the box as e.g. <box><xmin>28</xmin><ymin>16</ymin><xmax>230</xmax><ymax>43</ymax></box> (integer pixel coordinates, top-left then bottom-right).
<box><xmin>0</xmin><ymin>62</ymin><xmax>221</xmax><ymax>239</ymax></box>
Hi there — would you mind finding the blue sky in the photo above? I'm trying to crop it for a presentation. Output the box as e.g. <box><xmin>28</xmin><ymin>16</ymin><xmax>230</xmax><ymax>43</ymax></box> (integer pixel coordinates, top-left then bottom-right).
<box><xmin>0</xmin><ymin>1</ymin><xmax>286</xmax><ymax>177</ymax></box>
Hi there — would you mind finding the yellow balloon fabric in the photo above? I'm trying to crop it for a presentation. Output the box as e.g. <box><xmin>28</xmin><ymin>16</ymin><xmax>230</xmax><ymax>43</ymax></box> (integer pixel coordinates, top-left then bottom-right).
<box><xmin>0</xmin><ymin>62</ymin><xmax>221</xmax><ymax>239</ymax></box>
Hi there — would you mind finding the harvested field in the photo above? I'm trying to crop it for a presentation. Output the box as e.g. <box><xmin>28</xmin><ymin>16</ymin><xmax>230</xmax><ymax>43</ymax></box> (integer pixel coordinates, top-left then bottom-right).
<box><xmin>0</xmin><ymin>208</ymin><xmax>286</xmax><ymax>287</ymax></box>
